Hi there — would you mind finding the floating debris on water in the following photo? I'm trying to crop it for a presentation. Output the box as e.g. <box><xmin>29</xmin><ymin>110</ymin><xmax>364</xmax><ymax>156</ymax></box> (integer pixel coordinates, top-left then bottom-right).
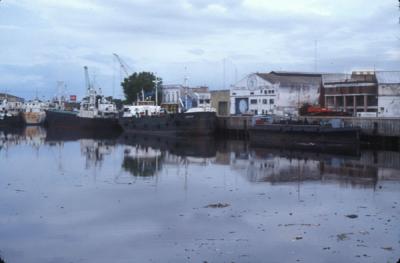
<box><xmin>345</xmin><ymin>214</ymin><xmax>358</xmax><ymax>219</ymax></box>
<box><xmin>337</xmin><ymin>233</ymin><xmax>353</xmax><ymax>241</ymax></box>
<box><xmin>205</xmin><ymin>203</ymin><xmax>230</xmax><ymax>208</ymax></box>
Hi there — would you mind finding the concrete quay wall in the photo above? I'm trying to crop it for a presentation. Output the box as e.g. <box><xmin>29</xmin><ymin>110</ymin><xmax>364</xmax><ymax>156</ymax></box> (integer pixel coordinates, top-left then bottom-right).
<box><xmin>217</xmin><ymin>116</ymin><xmax>400</xmax><ymax>138</ymax></box>
<box><xmin>298</xmin><ymin>116</ymin><xmax>400</xmax><ymax>138</ymax></box>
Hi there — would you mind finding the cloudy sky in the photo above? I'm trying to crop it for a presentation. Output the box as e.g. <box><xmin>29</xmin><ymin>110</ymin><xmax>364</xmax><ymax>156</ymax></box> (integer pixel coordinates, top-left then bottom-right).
<box><xmin>0</xmin><ymin>0</ymin><xmax>399</xmax><ymax>99</ymax></box>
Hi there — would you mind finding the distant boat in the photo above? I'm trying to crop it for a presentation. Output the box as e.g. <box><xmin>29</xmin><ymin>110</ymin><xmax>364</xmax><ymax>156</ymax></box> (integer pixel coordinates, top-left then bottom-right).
<box><xmin>46</xmin><ymin>66</ymin><xmax>120</xmax><ymax>130</ymax></box>
<box><xmin>45</xmin><ymin>91</ymin><xmax>120</xmax><ymax>130</ymax></box>
<box><xmin>22</xmin><ymin>99</ymin><xmax>47</xmax><ymax>125</ymax></box>
<box><xmin>0</xmin><ymin>99</ymin><xmax>23</xmax><ymax>127</ymax></box>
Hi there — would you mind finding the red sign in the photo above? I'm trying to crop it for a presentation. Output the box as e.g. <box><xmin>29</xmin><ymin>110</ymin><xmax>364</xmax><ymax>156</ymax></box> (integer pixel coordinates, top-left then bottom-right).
<box><xmin>70</xmin><ymin>95</ymin><xmax>77</xmax><ymax>102</ymax></box>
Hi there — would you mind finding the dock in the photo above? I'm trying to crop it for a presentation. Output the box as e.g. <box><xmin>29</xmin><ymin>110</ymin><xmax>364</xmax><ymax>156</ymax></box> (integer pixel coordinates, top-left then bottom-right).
<box><xmin>217</xmin><ymin>116</ymin><xmax>400</xmax><ymax>147</ymax></box>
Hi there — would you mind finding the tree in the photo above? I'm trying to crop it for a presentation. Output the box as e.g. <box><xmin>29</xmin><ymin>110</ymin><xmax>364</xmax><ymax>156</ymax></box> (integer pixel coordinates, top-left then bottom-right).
<box><xmin>121</xmin><ymin>72</ymin><xmax>163</xmax><ymax>105</ymax></box>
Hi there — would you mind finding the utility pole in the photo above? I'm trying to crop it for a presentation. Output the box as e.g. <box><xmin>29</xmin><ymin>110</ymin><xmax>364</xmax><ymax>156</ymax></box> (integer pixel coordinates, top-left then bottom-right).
<box><xmin>314</xmin><ymin>40</ymin><xmax>318</xmax><ymax>72</ymax></box>
<box><xmin>153</xmin><ymin>77</ymin><xmax>160</xmax><ymax>106</ymax></box>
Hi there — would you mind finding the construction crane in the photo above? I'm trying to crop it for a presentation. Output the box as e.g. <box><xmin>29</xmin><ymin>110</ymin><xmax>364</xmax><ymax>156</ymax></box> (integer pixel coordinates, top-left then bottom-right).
<box><xmin>113</xmin><ymin>53</ymin><xmax>132</xmax><ymax>78</ymax></box>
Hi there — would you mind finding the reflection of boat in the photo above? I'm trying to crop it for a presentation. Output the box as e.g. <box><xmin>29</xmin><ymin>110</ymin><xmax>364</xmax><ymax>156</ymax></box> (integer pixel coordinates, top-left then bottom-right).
<box><xmin>80</xmin><ymin>139</ymin><xmax>116</xmax><ymax>168</ymax></box>
<box><xmin>45</xmin><ymin>126</ymin><xmax>121</xmax><ymax>142</ymax></box>
<box><xmin>242</xmin><ymin>147</ymin><xmax>377</xmax><ymax>188</ymax></box>
<box><xmin>249</xmin><ymin>116</ymin><xmax>360</xmax><ymax>153</ymax></box>
<box><xmin>119</xmin><ymin>133</ymin><xmax>216</xmax><ymax>177</ymax></box>
<box><xmin>45</xmin><ymin>66</ymin><xmax>120</xmax><ymax>131</ymax></box>
<box><xmin>119</xmin><ymin>133</ymin><xmax>216</xmax><ymax>158</ymax></box>
<box><xmin>22</xmin><ymin>99</ymin><xmax>47</xmax><ymax>125</ymax></box>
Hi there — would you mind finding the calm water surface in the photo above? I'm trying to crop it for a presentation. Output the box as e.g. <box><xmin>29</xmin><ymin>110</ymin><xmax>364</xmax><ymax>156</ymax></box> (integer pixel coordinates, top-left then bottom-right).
<box><xmin>0</xmin><ymin>127</ymin><xmax>399</xmax><ymax>263</ymax></box>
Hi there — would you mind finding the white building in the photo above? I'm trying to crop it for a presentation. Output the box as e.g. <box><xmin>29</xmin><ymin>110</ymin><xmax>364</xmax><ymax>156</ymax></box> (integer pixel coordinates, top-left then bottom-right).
<box><xmin>189</xmin><ymin>87</ymin><xmax>211</xmax><ymax>108</ymax></box>
<box><xmin>230</xmin><ymin>71</ymin><xmax>322</xmax><ymax>116</ymax></box>
<box><xmin>162</xmin><ymin>84</ymin><xmax>183</xmax><ymax>105</ymax></box>
<box><xmin>376</xmin><ymin>71</ymin><xmax>400</xmax><ymax>117</ymax></box>
<box><xmin>161</xmin><ymin>85</ymin><xmax>211</xmax><ymax>112</ymax></box>
<box><xmin>230</xmin><ymin>73</ymin><xmax>278</xmax><ymax>115</ymax></box>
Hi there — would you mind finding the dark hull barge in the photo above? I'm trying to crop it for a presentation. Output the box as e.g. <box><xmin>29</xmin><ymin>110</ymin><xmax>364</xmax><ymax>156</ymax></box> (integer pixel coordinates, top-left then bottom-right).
<box><xmin>249</xmin><ymin>124</ymin><xmax>360</xmax><ymax>153</ymax></box>
<box><xmin>0</xmin><ymin>114</ymin><xmax>23</xmax><ymax>127</ymax></box>
<box><xmin>119</xmin><ymin>112</ymin><xmax>217</xmax><ymax>136</ymax></box>
<box><xmin>45</xmin><ymin>110</ymin><xmax>121</xmax><ymax>130</ymax></box>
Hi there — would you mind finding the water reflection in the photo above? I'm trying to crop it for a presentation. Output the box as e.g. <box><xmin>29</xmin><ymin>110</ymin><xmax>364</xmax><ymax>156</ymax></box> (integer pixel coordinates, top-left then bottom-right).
<box><xmin>122</xmin><ymin>144</ymin><xmax>164</xmax><ymax>177</ymax></box>
<box><xmin>1</xmin><ymin>127</ymin><xmax>400</xmax><ymax>263</ymax></box>
<box><xmin>1</xmin><ymin>127</ymin><xmax>399</xmax><ymax>188</ymax></box>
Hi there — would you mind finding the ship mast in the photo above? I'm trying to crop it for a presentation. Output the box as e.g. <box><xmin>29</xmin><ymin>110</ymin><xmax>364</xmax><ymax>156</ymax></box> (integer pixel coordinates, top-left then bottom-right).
<box><xmin>84</xmin><ymin>66</ymin><xmax>91</xmax><ymax>94</ymax></box>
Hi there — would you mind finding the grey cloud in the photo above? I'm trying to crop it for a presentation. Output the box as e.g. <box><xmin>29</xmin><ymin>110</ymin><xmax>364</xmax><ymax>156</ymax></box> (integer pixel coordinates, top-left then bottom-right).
<box><xmin>0</xmin><ymin>0</ymin><xmax>398</xmax><ymax>97</ymax></box>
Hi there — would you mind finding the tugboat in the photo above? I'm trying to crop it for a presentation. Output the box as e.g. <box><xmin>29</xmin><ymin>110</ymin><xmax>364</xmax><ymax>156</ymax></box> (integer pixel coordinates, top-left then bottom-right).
<box><xmin>119</xmin><ymin>98</ymin><xmax>217</xmax><ymax>136</ymax></box>
<box><xmin>0</xmin><ymin>98</ymin><xmax>23</xmax><ymax>127</ymax></box>
<box><xmin>22</xmin><ymin>99</ymin><xmax>47</xmax><ymax>125</ymax></box>
<box><xmin>45</xmin><ymin>66</ymin><xmax>120</xmax><ymax>131</ymax></box>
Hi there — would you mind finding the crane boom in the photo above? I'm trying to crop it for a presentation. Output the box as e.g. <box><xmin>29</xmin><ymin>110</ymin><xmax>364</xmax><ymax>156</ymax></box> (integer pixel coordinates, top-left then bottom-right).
<box><xmin>113</xmin><ymin>53</ymin><xmax>131</xmax><ymax>77</ymax></box>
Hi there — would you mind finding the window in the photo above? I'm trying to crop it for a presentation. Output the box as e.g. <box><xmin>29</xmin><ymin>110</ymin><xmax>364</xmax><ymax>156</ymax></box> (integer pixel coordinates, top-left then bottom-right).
<box><xmin>264</xmin><ymin>90</ymin><xmax>267</xmax><ymax>94</ymax></box>
<box><xmin>271</xmin><ymin>90</ymin><xmax>275</xmax><ymax>94</ymax></box>
<box><xmin>199</xmin><ymin>99</ymin><xmax>204</xmax><ymax>104</ymax></box>
<box><xmin>269</xmin><ymin>99</ymin><xmax>274</xmax><ymax>105</ymax></box>
<box><xmin>262</xmin><ymin>99</ymin><xmax>267</xmax><ymax>104</ymax></box>
<box><xmin>205</xmin><ymin>99</ymin><xmax>210</xmax><ymax>104</ymax></box>
<box><xmin>250</xmin><ymin>92</ymin><xmax>254</xmax><ymax>95</ymax></box>
<box><xmin>250</xmin><ymin>99</ymin><xmax>257</xmax><ymax>104</ymax></box>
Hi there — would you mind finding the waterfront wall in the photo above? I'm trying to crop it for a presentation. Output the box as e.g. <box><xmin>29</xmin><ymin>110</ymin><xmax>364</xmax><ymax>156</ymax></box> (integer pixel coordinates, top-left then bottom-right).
<box><xmin>299</xmin><ymin>116</ymin><xmax>400</xmax><ymax>138</ymax></box>
<box><xmin>217</xmin><ymin>116</ymin><xmax>400</xmax><ymax>138</ymax></box>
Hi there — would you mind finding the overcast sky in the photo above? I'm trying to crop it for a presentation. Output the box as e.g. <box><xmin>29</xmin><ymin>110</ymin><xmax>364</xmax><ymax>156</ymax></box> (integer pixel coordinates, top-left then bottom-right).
<box><xmin>0</xmin><ymin>0</ymin><xmax>399</xmax><ymax>99</ymax></box>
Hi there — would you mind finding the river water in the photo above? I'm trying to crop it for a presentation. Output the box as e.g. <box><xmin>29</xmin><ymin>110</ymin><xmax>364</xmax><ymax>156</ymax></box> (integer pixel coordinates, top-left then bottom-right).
<box><xmin>0</xmin><ymin>127</ymin><xmax>399</xmax><ymax>263</ymax></box>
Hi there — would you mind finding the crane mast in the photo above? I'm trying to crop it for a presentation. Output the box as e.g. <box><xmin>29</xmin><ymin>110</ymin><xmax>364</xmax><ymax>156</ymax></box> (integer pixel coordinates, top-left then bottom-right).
<box><xmin>113</xmin><ymin>53</ymin><xmax>131</xmax><ymax>77</ymax></box>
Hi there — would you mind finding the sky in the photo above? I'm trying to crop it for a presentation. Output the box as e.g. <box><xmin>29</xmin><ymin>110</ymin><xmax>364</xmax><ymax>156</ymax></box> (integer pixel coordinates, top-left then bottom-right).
<box><xmin>0</xmin><ymin>0</ymin><xmax>399</xmax><ymax>99</ymax></box>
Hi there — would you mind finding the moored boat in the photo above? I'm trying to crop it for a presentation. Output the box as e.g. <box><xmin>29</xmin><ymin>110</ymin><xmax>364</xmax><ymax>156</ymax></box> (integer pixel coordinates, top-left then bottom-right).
<box><xmin>45</xmin><ymin>66</ymin><xmax>120</xmax><ymax>131</ymax></box>
<box><xmin>0</xmin><ymin>98</ymin><xmax>24</xmax><ymax>127</ymax></box>
<box><xmin>119</xmin><ymin>103</ymin><xmax>217</xmax><ymax>136</ymax></box>
<box><xmin>22</xmin><ymin>99</ymin><xmax>47</xmax><ymax>125</ymax></box>
<box><xmin>249</xmin><ymin>115</ymin><xmax>360</xmax><ymax>153</ymax></box>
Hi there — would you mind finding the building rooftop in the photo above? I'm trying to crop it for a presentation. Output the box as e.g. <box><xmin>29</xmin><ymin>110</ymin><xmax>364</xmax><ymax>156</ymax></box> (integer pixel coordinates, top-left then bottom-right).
<box><xmin>322</xmin><ymin>73</ymin><xmax>352</xmax><ymax>84</ymax></box>
<box><xmin>375</xmin><ymin>71</ymin><xmax>400</xmax><ymax>84</ymax></box>
<box><xmin>256</xmin><ymin>71</ymin><xmax>322</xmax><ymax>86</ymax></box>
<box><xmin>0</xmin><ymin>93</ymin><xmax>24</xmax><ymax>102</ymax></box>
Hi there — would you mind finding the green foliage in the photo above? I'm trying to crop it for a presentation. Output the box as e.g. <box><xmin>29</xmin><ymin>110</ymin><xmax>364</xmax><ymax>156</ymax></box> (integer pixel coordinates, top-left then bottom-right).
<box><xmin>121</xmin><ymin>72</ymin><xmax>162</xmax><ymax>105</ymax></box>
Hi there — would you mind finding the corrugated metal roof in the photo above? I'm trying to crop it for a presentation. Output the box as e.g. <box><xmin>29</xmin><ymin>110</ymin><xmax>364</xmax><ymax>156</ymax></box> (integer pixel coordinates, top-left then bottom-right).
<box><xmin>375</xmin><ymin>71</ymin><xmax>400</xmax><ymax>84</ymax></box>
<box><xmin>256</xmin><ymin>72</ymin><xmax>321</xmax><ymax>86</ymax></box>
<box><xmin>322</xmin><ymin>73</ymin><xmax>352</xmax><ymax>84</ymax></box>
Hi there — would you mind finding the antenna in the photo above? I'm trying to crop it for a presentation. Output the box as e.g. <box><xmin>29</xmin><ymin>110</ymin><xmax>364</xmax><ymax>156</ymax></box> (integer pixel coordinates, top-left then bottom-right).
<box><xmin>184</xmin><ymin>66</ymin><xmax>188</xmax><ymax>87</ymax></box>
<box><xmin>84</xmin><ymin>66</ymin><xmax>90</xmax><ymax>93</ymax></box>
<box><xmin>223</xmin><ymin>58</ymin><xmax>226</xmax><ymax>89</ymax></box>
<box><xmin>314</xmin><ymin>40</ymin><xmax>318</xmax><ymax>72</ymax></box>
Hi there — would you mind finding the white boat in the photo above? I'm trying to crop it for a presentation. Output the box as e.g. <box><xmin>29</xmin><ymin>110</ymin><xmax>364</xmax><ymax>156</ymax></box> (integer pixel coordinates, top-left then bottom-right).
<box><xmin>122</xmin><ymin>101</ymin><xmax>163</xmax><ymax>118</ymax></box>
<box><xmin>22</xmin><ymin>99</ymin><xmax>47</xmax><ymax>125</ymax></box>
